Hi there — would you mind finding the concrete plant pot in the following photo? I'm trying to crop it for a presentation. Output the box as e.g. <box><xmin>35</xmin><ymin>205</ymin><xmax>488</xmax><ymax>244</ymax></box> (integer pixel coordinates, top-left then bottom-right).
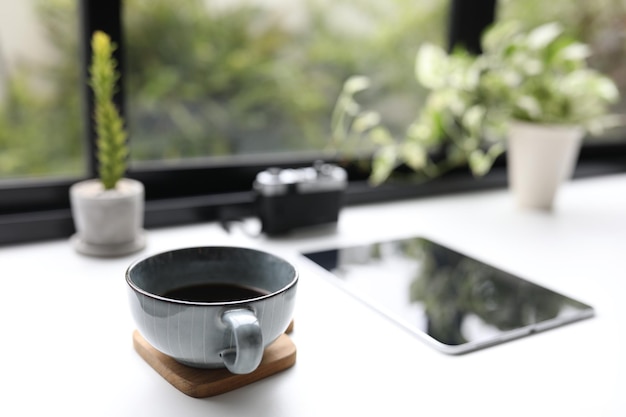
<box><xmin>507</xmin><ymin>121</ymin><xmax>584</xmax><ymax>211</ymax></box>
<box><xmin>70</xmin><ymin>178</ymin><xmax>146</xmax><ymax>257</ymax></box>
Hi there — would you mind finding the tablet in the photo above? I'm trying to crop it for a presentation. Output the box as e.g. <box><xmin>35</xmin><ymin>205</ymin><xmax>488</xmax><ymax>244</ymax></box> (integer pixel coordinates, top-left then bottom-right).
<box><xmin>302</xmin><ymin>236</ymin><xmax>594</xmax><ymax>354</ymax></box>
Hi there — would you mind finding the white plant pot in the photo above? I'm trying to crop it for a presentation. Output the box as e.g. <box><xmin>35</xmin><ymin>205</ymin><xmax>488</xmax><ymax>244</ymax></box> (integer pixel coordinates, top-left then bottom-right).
<box><xmin>507</xmin><ymin>121</ymin><xmax>584</xmax><ymax>210</ymax></box>
<box><xmin>70</xmin><ymin>178</ymin><xmax>146</xmax><ymax>257</ymax></box>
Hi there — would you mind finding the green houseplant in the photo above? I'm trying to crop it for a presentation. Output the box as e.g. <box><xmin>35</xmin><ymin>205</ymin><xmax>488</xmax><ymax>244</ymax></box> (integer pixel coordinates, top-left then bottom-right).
<box><xmin>482</xmin><ymin>21</ymin><xmax>619</xmax><ymax>209</ymax></box>
<box><xmin>69</xmin><ymin>31</ymin><xmax>146</xmax><ymax>257</ymax></box>
<box><xmin>332</xmin><ymin>20</ymin><xmax>619</xmax><ymax>208</ymax></box>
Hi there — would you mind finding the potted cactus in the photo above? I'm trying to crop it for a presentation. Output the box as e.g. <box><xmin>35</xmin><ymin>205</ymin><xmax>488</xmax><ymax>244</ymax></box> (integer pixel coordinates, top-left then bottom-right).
<box><xmin>69</xmin><ymin>30</ymin><xmax>146</xmax><ymax>257</ymax></box>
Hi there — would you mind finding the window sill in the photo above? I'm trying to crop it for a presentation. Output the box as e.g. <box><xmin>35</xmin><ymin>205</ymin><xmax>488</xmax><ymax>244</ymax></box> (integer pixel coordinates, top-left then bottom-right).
<box><xmin>2</xmin><ymin>155</ymin><xmax>625</xmax><ymax>247</ymax></box>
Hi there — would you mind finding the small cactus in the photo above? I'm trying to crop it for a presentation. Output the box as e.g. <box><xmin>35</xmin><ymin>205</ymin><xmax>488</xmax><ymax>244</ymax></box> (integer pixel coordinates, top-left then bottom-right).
<box><xmin>89</xmin><ymin>30</ymin><xmax>128</xmax><ymax>190</ymax></box>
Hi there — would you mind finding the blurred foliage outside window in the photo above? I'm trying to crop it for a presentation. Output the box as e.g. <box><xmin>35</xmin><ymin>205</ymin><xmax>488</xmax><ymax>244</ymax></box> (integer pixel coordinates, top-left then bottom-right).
<box><xmin>123</xmin><ymin>0</ymin><xmax>446</xmax><ymax>164</ymax></box>
<box><xmin>0</xmin><ymin>0</ymin><xmax>83</xmax><ymax>180</ymax></box>
<box><xmin>0</xmin><ymin>0</ymin><xmax>446</xmax><ymax>179</ymax></box>
<box><xmin>2</xmin><ymin>0</ymin><xmax>626</xmax><ymax>180</ymax></box>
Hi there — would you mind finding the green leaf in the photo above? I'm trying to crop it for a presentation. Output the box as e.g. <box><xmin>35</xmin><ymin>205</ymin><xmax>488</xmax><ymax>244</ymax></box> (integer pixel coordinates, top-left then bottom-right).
<box><xmin>343</xmin><ymin>75</ymin><xmax>371</xmax><ymax>95</ymax></box>
<box><xmin>468</xmin><ymin>150</ymin><xmax>490</xmax><ymax>176</ymax></box>
<box><xmin>415</xmin><ymin>43</ymin><xmax>448</xmax><ymax>90</ymax></box>
<box><xmin>400</xmin><ymin>142</ymin><xmax>427</xmax><ymax>171</ymax></box>
<box><xmin>368</xmin><ymin>126</ymin><xmax>394</xmax><ymax>146</ymax></box>
<box><xmin>468</xmin><ymin>142</ymin><xmax>504</xmax><ymax>177</ymax></box>
<box><xmin>594</xmin><ymin>76</ymin><xmax>620</xmax><ymax>103</ymax></box>
<box><xmin>520</xmin><ymin>58</ymin><xmax>543</xmax><ymax>76</ymax></box>
<box><xmin>526</xmin><ymin>22</ymin><xmax>563</xmax><ymax>50</ymax></box>
<box><xmin>371</xmin><ymin>146</ymin><xmax>398</xmax><ymax>185</ymax></box>
<box><xmin>515</xmin><ymin>95</ymin><xmax>542</xmax><ymax>120</ymax></box>
<box><xmin>482</xmin><ymin>21</ymin><xmax>514</xmax><ymax>51</ymax></box>
<box><xmin>352</xmin><ymin>111</ymin><xmax>381</xmax><ymax>133</ymax></box>
<box><xmin>462</xmin><ymin>105</ymin><xmax>485</xmax><ymax>138</ymax></box>
<box><xmin>558</xmin><ymin>43</ymin><xmax>590</xmax><ymax>62</ymax></box>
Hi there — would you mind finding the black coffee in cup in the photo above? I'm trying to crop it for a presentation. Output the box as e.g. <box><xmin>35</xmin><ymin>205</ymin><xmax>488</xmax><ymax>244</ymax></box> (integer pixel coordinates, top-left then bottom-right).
<box><xmin>162</xmin><ymin>283</ymin><xmax>270</xmax><ymax>303</ymax></box>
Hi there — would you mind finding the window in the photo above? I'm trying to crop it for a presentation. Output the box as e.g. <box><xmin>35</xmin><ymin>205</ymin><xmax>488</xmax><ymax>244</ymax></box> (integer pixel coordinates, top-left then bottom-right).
<box><xmin>0</xmin><ymin>0</ymin><xmax>83</xmax><ymax>181</ymax></box>
<box><xmin>123</xmin><ymin>0</ymin><xmax>447</xmax><ymax>165</ymax></box>
<box><xmin>1</xmin><ymin>0</ymin><xmax>625</xmax><ymax>245</ymax></box>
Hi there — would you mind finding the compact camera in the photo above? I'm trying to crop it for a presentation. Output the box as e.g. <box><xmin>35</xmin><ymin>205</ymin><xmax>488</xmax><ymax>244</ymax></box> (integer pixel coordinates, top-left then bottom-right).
<box><xmin>253</xmin><ymin>162</ymin><xmax>348</xmax><ymax>235</ymax></box>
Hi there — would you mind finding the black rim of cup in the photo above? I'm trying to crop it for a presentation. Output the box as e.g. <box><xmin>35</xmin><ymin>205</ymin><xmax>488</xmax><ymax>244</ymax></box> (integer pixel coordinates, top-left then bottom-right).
<box><xmin>125</xmin><ymin>246</ymin><xmax>298</xmax><ymax>306</ymax></box>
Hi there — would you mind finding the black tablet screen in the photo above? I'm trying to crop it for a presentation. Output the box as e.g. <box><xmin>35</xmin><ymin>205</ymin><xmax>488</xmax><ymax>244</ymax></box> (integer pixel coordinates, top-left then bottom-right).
<box><xmin>303</xmin><ymin>237</ymin><xmax>594</xmax><ymax>353</ymax></box>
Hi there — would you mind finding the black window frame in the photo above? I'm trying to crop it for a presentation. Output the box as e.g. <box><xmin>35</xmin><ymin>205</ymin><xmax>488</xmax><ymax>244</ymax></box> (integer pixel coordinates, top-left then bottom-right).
<box><xmin>1</xmin><ymin>0</ymin><xmax>626</xmax><ymax>246</ymax></box>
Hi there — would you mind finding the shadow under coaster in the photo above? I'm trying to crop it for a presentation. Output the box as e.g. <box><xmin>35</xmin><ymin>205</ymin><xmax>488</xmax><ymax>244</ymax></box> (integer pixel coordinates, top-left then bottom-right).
<box><xmin>132</xmin><ymin>324</ymin><xmax>296</xmax><ymax>398</ymax></box>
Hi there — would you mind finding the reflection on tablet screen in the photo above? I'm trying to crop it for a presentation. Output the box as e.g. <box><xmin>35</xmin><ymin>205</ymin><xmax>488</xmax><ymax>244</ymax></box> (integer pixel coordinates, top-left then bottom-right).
<box><xmin>303</xmin><ymin>237</ymin><xmax>594</xmax><ymax>354</ymax></box>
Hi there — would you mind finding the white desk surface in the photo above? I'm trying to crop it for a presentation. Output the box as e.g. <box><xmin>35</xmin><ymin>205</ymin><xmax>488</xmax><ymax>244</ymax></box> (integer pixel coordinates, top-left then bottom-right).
<box><xmin>2</xmin><ymin>174</ymin><xmax>625</xmax><ymax>416</ymax></box>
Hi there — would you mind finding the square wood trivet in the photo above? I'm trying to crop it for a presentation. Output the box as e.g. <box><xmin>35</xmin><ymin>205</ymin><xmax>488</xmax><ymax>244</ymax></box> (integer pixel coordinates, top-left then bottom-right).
<box><xmin>133</xmin><ymin>327</ymin><xmax>296</xmax><ymax>398</ymax></box>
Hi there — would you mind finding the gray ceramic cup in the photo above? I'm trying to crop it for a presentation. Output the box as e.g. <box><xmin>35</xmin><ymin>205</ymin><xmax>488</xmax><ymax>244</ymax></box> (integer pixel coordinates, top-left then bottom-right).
<box><xmin>126</xmin><ymin>246</ymin><xmax>298</xmax><ymax>374</ymax></box>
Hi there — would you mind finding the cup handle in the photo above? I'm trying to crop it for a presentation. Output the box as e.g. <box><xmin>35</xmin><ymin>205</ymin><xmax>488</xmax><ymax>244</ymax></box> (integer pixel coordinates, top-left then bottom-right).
<box><xmin>220</xmin><ymin>309</ymin><xmax>264</xmax><ymax>374</ymax></box>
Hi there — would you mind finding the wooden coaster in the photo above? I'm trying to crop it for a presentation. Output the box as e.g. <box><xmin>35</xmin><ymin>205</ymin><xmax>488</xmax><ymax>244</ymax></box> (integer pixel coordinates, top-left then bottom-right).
<box><xmin>133</xmin><ymin>330</ymin><xmax>297</xmax><ymax>398</ymax></box>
